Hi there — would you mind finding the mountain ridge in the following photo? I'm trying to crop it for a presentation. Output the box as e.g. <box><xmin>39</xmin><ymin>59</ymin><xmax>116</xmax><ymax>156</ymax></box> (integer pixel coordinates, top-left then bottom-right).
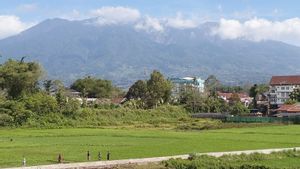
<box><xmin>1</xmin><ymin>18</ymin><xmax>300</xmax><ymax>87</ymax></box>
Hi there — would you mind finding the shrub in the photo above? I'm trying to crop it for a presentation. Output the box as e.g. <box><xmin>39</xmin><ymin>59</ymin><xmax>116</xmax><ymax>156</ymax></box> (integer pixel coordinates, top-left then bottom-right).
<box><xmin>0</xmin><ymin>113</ymin><xmax>13</xmax><ymax>126</ymax></box>
<box><xmin>61</xmin><ymin>98</ymin><xmax>81</xmax><ymax>116</ymax></box>
<box><xmin>0</xmin><ymin>100</ymin><xmax>32</xmax><ymax>126</ymax></box>
<box><xmin>22</xmin><ymin>92</ymin><xmax>59</xmax><ymax>115</ymax></box>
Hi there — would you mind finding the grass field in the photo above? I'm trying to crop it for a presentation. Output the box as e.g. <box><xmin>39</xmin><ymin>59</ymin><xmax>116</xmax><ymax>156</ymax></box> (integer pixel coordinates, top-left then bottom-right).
<box><xmin>1</xmin><ymin>125</ymin><xmax>300</xmax><ymax>168</ymax></box>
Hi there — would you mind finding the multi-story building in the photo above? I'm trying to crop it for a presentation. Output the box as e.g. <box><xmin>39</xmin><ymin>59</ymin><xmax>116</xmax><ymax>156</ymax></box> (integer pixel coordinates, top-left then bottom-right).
<box><xmin>269</xmin><ymin>75</ymin><xmax>300</xmax><ymax>106</ymax></box>
<box><xmin>169</xmin><ymin>77</ymin><xmax>205</xmax><ymax>98</ymax></box>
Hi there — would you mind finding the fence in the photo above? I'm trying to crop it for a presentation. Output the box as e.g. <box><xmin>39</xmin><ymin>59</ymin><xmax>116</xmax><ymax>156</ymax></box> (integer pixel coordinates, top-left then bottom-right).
<box><xmin>224</xmin><ymin>116</ymin><xmax>300</xmax><ymax>124</ymax></box>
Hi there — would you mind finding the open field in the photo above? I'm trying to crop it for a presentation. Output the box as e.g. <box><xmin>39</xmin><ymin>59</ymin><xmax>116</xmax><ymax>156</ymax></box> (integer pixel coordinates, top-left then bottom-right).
<box><xmin>1</xmin><ymin>125</ymin><xmax>300</xmax><ymax>168</ymax></box>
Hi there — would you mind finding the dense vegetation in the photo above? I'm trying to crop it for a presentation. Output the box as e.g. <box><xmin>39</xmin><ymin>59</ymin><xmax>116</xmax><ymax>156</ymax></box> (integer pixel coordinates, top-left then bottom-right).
<box><xmin>125</xmin><ymin>70</ymin><xmax>172</xmax><ymax>108</ymax></box>
<box><xmin>70</xmin><ymin>77</ymin><xmax>122</xmax><ymax>98</ymax></box>
<box><xmin>0</xmin><ymin>59</ymin><xmax>43</xmax><ymax>99</ymax></box>
<box><xmin>0</xmin><ymin>59</ymin><xmax>254</xmax><ymax>128</ymax></box>
<box><xmin>164</xmin><ymin>150</ymin><xmax>300</xmax><ymax>169</ymax></box>
<box><xmin>177</xmin><ymin>87</ymin><xmax>249</xmax><ymax>115</ymax></box>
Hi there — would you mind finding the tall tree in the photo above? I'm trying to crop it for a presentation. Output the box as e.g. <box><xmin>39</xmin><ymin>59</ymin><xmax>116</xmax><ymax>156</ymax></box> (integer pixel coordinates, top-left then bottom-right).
<box><xmin>249</xmin><ymin>84</ymin><xmax>269</xmax><ymax>108</ymax></box>
<box><xmin>125</xmin><ymin>70</ymin><xmax>172</xmax><ymax>108</ymax></box>
<box><xmin>125</xmin><ymin>80</ymin><xmax>147</xmax><ymax>100</ymax></box>
<box><xmin>0</xmin><ymin>59</ymin><xmax>43</xmax><ymax>99</ymax></box>
<box><xmin>43</xmin><ymin>79</ymin><xmax>63</xmax><ymax>94</ymax></box>
<box><xmin>71</xmin><ymin>77</ymin><xmax>118</xmax><ymax>98</ymax></box>
<box><xmin>205</xmin><ymin>75</ymin><xmax>221</xmax><ymax>95</ymax></box>
<box><xmin>146</xmin><ymin>70</ymin><xmax>172</xmax><ymax>108</ymax></box>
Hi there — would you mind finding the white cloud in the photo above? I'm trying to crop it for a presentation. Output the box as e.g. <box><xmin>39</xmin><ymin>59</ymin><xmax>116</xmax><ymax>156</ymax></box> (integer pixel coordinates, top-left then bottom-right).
<box><xmin>17</xmin><ymin>3</ymin><xmax>37</xmax><ymax>12</ymax></box>
<box><xmin>61</xmin><ymin>9</ymin><xmax>85</xmax><ymax>20</ymax></box>
<box><xmin>135</xmin><ymin>16</ymin><xmax>164</xmax><ymax>32</ymax></box>
<box><xmin>212</xmin><ymin>18</ymin><xmax>300</xmax><ymax>46</ymax></box>
<box><xmin>166</xmin><ymin>13</ymin><xmax>198</xmax><ymax>29</ymax></box>
<box><xmin>90</xmin><ymin>6</ymin><xmax>140</xmax><ymax>25</ymax></box>
<box><xmin>0</xmin><ymin>15</ymin><xmax>34</xmax><ymax>39</ymax></box>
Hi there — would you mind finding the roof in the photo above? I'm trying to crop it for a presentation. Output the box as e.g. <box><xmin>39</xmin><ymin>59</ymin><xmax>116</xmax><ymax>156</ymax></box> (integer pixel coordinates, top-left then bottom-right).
<box><xmin>276</xmin><ymin>104</ymin><xmax>300</xmax><ymax>113</ymax></box>
<box><xmin>218</xmin><ymin>92</ymin><xmax>250</xmax><ymax>99</ymax></box>
<box><xmin>270</xmin><ymin>75</ymin><xmax>300</xmax><ymax>85</ymax></box>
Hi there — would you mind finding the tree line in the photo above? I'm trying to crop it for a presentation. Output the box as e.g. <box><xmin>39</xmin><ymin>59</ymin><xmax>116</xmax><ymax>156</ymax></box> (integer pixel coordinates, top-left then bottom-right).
<box><xmin>3</xmin><ymin>58</ymin><xmax>294</xmax><ymax>127</ymax></box>
<box><xmin>0</xmin><ymin>59</ymin><xmax>121</xmax><ymax>126</ymax></box>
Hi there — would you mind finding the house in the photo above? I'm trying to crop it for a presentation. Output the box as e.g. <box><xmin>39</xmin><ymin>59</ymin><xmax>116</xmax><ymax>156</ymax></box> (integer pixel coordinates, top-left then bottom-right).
<box><xmin>64</xmin><ymin>88</ymin><xmax>81</xmax><ymax>98</ymax></box>
<box><xmin>169</xmin><ymin>76</ymin><xmax>205</xmax><ymax>97</ymax></box>
<box><xmin>276</xmin><ymin>103</ymin><xmax>300</xmax><ymax>113</ymax></box>
<box><xmin>273</xmin><ymin>103</ymin><xmax>300</xmax><ymax>117</ymax></box>
<box><xmin>217</xmin><ymin>92</ymin><xmax>253</xmax><ymax>107</ymax></box>
<box><xmin>269</xmin><ymin>75</ymin><xmax>300</xmax><ymax>106</ymax></box>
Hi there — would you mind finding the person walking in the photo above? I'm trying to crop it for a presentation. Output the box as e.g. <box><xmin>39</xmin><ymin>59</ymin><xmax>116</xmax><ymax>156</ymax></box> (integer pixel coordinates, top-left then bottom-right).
<box><xmin>98</xmin><ymin>152</ymin><xmax>101</xmax><ymax>161</ymax></box>
<box><xmin>87</xmin><ymin>151</ymin><xmax>91</xmax><ymax>161</ymax></box>
<box><xmin>106</xmin><ymin>151</ymin><xmax>110</xmax><ymax>161</ymax></box>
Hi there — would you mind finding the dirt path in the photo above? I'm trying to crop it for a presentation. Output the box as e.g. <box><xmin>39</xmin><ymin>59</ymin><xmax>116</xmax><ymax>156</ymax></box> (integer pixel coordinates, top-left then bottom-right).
<box><xmin>5</xmin><ymin>147</ymin><xmax>299</xmax><ymax>169</ymax></box>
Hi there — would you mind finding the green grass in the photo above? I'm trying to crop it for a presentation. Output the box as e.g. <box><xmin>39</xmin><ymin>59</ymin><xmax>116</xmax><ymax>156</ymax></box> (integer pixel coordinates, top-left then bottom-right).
<box><xmin>118</xmin><ymin>151</ymin><xmax>300</xmax><ymax>169</ymax></box>
<box><xmin>163</xmin><ymin>151</ymin><xmax>300</xmax><ymax>169</ymax></box>
<box><xmin>1</xmin><ymin>125</ymin><xmax>300</xmax><ymax>168</ymax></box>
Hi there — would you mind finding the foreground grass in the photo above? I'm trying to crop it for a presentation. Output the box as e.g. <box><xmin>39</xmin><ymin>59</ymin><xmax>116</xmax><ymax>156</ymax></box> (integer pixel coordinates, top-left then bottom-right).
<box><xmin>1</xmin><ymin>125</ymin><xmax>300</xmax><ymax>167</ymax></box>
<box><xmin>163</xmin><ymin>150</ymin><xmax>300</xmax><ymax>169</ymax></box>
<box><xmin>127</xmin><ymin>151</ymin><xmax>300</xmax><ymax>169</ymax></box>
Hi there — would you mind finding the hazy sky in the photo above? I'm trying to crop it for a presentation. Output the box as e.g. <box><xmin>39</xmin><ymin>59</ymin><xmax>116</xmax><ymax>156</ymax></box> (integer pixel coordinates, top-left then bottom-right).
<box><xmin>1</xmin><ymin>0</ymin><xmax>299</xmax><ymax>22</ymax></box>
<box><xmin>1</xmin><ymin>0</ymin><xmax>300</xmax><ymax>46</ymax></box>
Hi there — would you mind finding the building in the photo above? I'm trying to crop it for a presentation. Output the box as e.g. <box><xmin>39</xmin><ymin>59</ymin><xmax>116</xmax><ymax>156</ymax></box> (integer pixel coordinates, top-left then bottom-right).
<box><xmin>276</xmin><ymin>103</ymin><xmax>300</xmax><ymax>113</ymax></box>
<box><xmin>169</xmin><ymin>77</ymin><xmax>205</xmax><ymax>97</ymax></box>
<box><xmin>217</xmin><ymin>92</ymin><xmax>253</xmax><ymax>107</ymax></box>
<box><xmin>269</xmin><ymin>75</ymin><xmax>300</xmax><ymax>106</ymax></box>
<box><xmin>273</xmin><ymin>103</ymin><xmax>300</xmax><ymax>117</ymax></box>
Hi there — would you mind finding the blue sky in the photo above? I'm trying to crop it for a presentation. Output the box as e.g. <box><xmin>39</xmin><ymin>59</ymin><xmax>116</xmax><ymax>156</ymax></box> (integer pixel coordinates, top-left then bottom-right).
<box><xmin>1</xmin><ymin>0</ymin><xmax>300</xmax><ymax>46</ymax></box>
<box><xmin>1</xmin><ymin>0</ymin><xmax>300</xmax><ymax>22</ymax></box>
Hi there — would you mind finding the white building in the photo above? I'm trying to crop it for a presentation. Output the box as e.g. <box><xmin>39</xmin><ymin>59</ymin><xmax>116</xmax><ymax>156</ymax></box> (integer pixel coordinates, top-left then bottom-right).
<box><xmin>169</xmin><ymin>77</ymin><xmax>205</xmax><ymax>97</ymax></box>
<box><xmin>269</xmin><ymin>75</ymin><xmax>300</xmax><ymax>105</ymax></box>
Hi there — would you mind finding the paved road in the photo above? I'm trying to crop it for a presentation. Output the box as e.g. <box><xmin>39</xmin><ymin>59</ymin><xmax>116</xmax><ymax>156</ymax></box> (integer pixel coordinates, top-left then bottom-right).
<box><xmin>5</xmin><ymin>147</ymin><xmax>299</xmax><ymax>169</ymax></box>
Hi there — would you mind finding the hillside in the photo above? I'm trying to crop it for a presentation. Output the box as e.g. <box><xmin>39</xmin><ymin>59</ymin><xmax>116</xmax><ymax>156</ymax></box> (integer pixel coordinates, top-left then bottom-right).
<box><xmin>1</xmin><ymin>18</ymin><xmax>300</xmax><ymax>87</ymax></box>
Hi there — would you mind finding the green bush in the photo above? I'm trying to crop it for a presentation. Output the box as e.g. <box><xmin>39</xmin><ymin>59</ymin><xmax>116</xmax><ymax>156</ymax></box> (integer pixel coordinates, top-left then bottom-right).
<box><xmin>163</xmin><ymin>151</ymin><xmax>300</xmax><ymax>169</ymax></box>
<box><xmin>0</xmin><ymin>113</ymin><xmax>13</xmax><ymax>126</ymax></box>
<box><xmin>61</xmin><ymin>98</ymin><xmax>81</xmax><ymax>116</ymax></box>
<box><xmin>22</xmin><ymin>92</ymin><xmax>59</xmax><ymax>115</ymax></box>
<box><xmin>0</xmin><ymin>100</ymin><xmax>32</xmax><ymax>126</ymax></box>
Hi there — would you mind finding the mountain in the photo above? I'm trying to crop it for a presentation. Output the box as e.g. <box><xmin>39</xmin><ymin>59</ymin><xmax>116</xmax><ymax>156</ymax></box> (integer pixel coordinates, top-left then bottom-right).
<box><xmin>1</xmin><ymin>18</ymin><xmax>300</xmax><ymax>88</ymax></box>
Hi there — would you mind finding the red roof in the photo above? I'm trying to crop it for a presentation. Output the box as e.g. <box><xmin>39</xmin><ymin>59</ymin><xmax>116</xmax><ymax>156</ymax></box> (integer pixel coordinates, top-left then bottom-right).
<box><xmin>217</xmin><ymin>92</ymin><xmax>250</xmax><ymax>99</ymax></box>
<box><xmin>276</xmin><ymin>104</ymin><xmax>300</xmax><ymax>113</ymax></box>
<box><xmin>270</xmin><ymin>75</ymin><xmax>300</xmax><ymax>85</ymax></box>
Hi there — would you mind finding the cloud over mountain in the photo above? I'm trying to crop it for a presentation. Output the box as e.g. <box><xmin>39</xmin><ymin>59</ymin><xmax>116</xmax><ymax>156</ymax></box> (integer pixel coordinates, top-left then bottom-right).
<box><xmin>2</xmin><ymin>5</ymin><xmax>300</xmax><ymax>47</ymax></box>
<box><xmin>165</xmin><ymin>13</ymin><xmax>198</xmax><ymax>29</ymax></box>
<box><xmin>1</xmin><ymin>17</ymin><xmax>300</xmax><ymax>87</ymax></box>
<box><xmin>135</xmin><ymin>16</ymin><xmax>164</xmax><ymax>32</ymax></box>
<box><xmin>0</xmin><ymin>15</ymin><xmax>34</xmax><ymax>39</ymax></box>
<box><xmin>90</xmin><ymin>6</ymin><xmax>141</xmax><ymax>25</ymax></box>
<box><xmin>213</xmin><ymin>18</ymin><xmax>300</xmax><ymax>46</ymax></box>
